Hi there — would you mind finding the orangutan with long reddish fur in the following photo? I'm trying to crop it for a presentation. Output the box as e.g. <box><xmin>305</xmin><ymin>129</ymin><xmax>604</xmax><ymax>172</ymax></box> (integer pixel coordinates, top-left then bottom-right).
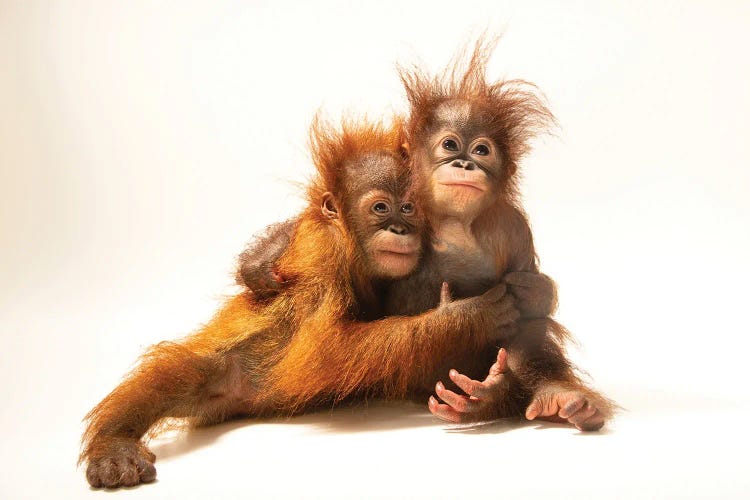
<box><xmin>80</xmin><ymin>118</ymin><xmax>520</xmax><ymax>488</ymax></box>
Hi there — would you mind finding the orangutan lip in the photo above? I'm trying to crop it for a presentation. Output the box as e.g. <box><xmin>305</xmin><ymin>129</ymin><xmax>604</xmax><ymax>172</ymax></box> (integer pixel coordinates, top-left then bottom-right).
<box><xmin>439</xmin><ymin>181</ymin><xmax>485</xmax><ymax>192</ymax></box>
<box><xmin>378</xmin><ymin>249</ymin><xmax>417</xmax><ymax>256</ymax></box>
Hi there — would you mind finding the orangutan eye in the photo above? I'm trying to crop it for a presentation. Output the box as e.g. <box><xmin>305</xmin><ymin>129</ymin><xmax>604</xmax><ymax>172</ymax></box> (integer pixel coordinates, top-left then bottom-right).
<box><xmin>473</xmin><ymin>144</ymin><xmax>490</xmax><ymax>156</ymax></box>
<box><xmin>372</xmin><ymin>202</ymin><xmax>390</xmax><ymax>215</ymax></box>
<box><xmin>400</xmin><ymin>202</ymin><xmax>415</xmax><ymax>215</ymax></box>
<box><xmin>442</xmin><ymin>139</ymin><xmax>459</xmax><ymax>151</ymax></box>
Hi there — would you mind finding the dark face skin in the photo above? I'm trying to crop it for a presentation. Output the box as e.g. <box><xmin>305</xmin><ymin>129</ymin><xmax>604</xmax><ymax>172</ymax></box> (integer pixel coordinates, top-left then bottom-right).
<box><xmin>419</xmin><ymin>102</ymin><xmax>503</xmax><ymax>221</ymax></box>
<box><xmin>324</xmin><ymin>152</ymin><xmax>422</xmax><ymax>279</ymax></box>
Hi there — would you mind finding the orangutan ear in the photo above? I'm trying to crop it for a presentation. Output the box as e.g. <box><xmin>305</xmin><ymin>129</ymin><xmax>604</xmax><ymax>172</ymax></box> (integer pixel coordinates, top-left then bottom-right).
<box><xmin>321</xmin><ymin>192</ymin><xmax>339</xmax><ymax>219</ymax></box>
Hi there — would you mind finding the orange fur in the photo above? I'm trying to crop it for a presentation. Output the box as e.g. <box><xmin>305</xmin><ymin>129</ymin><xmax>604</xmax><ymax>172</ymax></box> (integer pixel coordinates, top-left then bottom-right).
<box><xmin>81</xmin><ymin>117</ymin><xmax>509</xmax><ymax>488</ymax></box>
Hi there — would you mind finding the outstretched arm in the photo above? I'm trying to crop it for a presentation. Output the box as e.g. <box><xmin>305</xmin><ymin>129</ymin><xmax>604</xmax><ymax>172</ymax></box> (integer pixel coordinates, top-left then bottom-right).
<box><xmin>236</xmin><ymin>218</ymin><xmax>298</xmax><ymax>299</ymax></box>
<box><xmin>82</xmin><ymin>342</ymin><xmax>219</xmax><ymax>487</ymax></box>
<box><xmin>81</xmin><ymin>295</ymin><xmax>266</xmax><ymax>488</ymax></box>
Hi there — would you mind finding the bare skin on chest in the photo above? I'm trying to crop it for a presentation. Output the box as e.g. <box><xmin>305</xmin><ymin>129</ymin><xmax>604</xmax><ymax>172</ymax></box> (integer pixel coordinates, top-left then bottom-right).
<box><xmin>431</xmin><ymin>218</ymin><xmax>498</xmax><ymax>298</ymax></box>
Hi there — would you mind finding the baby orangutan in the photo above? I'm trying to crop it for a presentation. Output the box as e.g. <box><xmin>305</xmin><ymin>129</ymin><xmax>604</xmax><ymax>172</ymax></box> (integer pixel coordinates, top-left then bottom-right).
<box><xmin>394</xmin><ymin>40</ymin><xmax>614</xmax><ymax>429</ymax></box>
<box><xmin>81</xmin><ymin>117</ymin><xmax>519</xmax><ymax>488</ymax></box>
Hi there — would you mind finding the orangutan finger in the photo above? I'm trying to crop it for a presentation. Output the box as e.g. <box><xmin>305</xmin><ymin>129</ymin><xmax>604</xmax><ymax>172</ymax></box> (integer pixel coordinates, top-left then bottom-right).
<box><xmin>486</xmin><ymin>348</ymin><xmax>508</xmax><ymax>378</ymax></box>
<box><xmin>569</xmin><ymin>404</ymin><xmax>598</xmax><ymax>429</ymax></box>
<box><xmin>558</xmin><ymin>395</ymin><xmax>587</xmax><ymax>419</ymax></box>
<box><xmin>481</xmin><ymin>282</ymin><xmax>508</xmax><ymax>304</ymax></box>
<box><xmin>525</xmin><ymin>393</ymin><xmax>560</xmax><ymax>420</ymax></box>
<box><xmin>576</xmin><ymin>410</ymin><xmax>605</xmax><ymax>432</ymax></box>
<box><xmin>439</xmin><ymin>282</ymin><xmax>452</xmax><ymax>306</ymax></box>
<box><xmin>435</xmin><ymin>381</ymin><xmax>480</xmax><ymax>413</ymax></box>
<box><xmin>448</xmin><ymin>370</ymin><xmax>491</xmax><ymax>399</ymax></box>
<box><xmin>428</xmin><ymin>396</ymin><xmax>463</xmax><ymax>423</ymax></box>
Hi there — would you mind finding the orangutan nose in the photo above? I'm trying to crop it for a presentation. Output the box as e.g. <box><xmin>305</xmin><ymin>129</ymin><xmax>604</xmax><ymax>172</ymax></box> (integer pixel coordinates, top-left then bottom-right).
<box><xmin>452</xmin><ymin>159</ymin><xmax>476</xmax><ymax>170</ymax></box>
<box><xmin>387</xmin><ymin>224</ymin><xmax>407</xmax><ymax>235</ymax></box>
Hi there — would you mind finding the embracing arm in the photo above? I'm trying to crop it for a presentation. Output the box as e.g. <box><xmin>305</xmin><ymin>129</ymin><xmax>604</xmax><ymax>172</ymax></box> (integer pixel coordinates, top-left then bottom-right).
<box><xmin>500</xmin><ymin>206</ymin><xmax>558</xmax><ymax>318</ymax></box>
<box><xmin>267</xmin><ymin>282</ymin><xmax>519</xmax><ymax>409</ymax></box>
<box><xmin>336</xmin><ymin>283</ymin><xmax>518</xmax><ymax>397</ymax></box>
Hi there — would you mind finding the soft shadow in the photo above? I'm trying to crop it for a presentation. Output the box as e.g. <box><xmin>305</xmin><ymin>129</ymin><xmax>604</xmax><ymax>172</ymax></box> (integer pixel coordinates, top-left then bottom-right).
<box><xmin>150</xmin><ymin>401</ymin><xmax>613</xmax><ymax>461</ymax></box>
<box><xmin>446</xmin><ymin>417</ymin><xmax>616</xmax><ymax>436</ymax></box>
<box><xmin>149</xmin><ymin>401</ymin><xmax>440</xmax><ymax>460</ymax></box>
<box><xmin>445</xmin><ymin>417</ymin><xmax>529</xmax><ymax>435</ymax></box>
<box><xmin>528</xmin><ymin>419</ymin><xmax>616</xmax><ymax>436</ymax></box>
<box><xmin>573</xmin><ymin>427</ymin><xmax>615</xmax><ymax>436</ymax></box>
<box><xmin>150</xmin><ymin>419</ymin><xmax>250</xmax><ymax>461</ymax></box>
<box><xmin>275</xmin><ymin>400</ymin><xmax>440</xmax><ymax>433</ymax></box>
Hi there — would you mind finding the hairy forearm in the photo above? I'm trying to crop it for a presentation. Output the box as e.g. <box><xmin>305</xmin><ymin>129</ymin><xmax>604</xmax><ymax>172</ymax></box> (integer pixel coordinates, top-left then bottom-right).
<box><xmin>81</xmin><ymin>342</ymin><xmax>219</xmax><ymax>460</ymax></box>
<box><xmin>274</xmin><ymin>302</ymin><xmax>498</xmax><ymax>405</ymax></box>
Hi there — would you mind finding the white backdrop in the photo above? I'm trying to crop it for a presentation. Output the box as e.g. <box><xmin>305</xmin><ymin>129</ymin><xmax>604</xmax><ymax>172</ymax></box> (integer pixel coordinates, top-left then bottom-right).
<box><xmin>1</xmin><ymin>1</ymin><xmax>749</xmax><ymax>498</ymax></box>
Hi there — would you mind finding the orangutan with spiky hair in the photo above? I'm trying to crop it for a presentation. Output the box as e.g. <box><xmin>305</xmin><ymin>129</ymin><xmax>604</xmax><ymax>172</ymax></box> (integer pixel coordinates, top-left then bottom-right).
<box><xmin>391</xmin><ymin>39</ymin><xmax>614</xmax><ymax>428</ymax></box>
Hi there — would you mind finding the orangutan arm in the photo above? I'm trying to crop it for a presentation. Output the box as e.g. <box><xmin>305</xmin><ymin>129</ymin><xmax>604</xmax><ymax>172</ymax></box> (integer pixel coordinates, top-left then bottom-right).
<box><xmin>268</xmin><ymin>282</ymin><xmax>520</xmax><ymax>408</ymax></box>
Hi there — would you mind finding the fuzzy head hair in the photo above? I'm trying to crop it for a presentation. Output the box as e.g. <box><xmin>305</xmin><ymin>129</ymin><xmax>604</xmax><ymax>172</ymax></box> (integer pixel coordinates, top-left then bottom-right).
<box><xmin>306</xmin><ymin>114</ymin><xmax>408</xmax><ymax>215</ymax></box>
<box><xmin>398</xmin><ymin>37</ymin><xmax>556</xmax><ymax>199</ymax></box>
